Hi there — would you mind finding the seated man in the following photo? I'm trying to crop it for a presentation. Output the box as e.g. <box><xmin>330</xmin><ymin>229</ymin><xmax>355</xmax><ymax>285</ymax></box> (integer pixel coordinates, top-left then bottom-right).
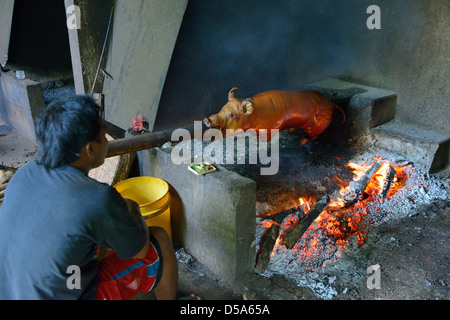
<box><xmin>0</xmin><ymin>95</ymin><xmax>177</xmax><ymax>300</ymax></box>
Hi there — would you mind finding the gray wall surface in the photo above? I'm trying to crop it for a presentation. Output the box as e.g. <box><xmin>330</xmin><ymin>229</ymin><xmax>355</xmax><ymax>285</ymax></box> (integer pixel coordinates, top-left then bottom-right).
<box><xmin>0</xmin><ymin>0</ymin><xmax>15</xmax><ymax>68</ymax></box>
<box><xmin>155</xmin><ymin>0</ymin><xmax>449</xmax><ymax>136</ymax></box>
<box><xmin>102</xmin><ymin>0</ymin><xmax>188</xmax><ymax>131</ymax></box>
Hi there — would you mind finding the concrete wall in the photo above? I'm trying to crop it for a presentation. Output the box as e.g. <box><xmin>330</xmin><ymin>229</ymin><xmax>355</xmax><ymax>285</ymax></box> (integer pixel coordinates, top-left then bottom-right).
<box><xmin>0</xmin><ymin>0</ymin><xmax>14</xmax><ymax>68</ymax></box>
<box><xmin>101</xmin><ymin>0</ymin><xmax>188</xmax><ymax>130</ymax></box>
<box><xmin>137</xmin><ymin>147</ymin><xmax>257</xmax><ymax>281</ymax></box>
<box><xmin>0</xmin><ymin>72</ymin><xmax>45</xmax><ymax>142</ymax></box>
<box><xmin>154</xmin><ymin>0</ymin><xmax>449</xmax><ymax>137</ymax></box>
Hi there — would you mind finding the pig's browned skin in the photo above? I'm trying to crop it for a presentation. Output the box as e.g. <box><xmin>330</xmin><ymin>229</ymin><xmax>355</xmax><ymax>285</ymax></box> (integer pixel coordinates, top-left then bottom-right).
<box><xmin>203</xmin><ymin>87</ymin><xmax>344</xmax><ymax>146</ymax></box>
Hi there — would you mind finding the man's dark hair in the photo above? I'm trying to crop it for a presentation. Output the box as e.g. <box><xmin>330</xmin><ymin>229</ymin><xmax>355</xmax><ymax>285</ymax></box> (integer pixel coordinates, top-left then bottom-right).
<box><xmin>35</xmin><ymin>95</ymin><xmax>101</xmax><ymax>169</ymax></box>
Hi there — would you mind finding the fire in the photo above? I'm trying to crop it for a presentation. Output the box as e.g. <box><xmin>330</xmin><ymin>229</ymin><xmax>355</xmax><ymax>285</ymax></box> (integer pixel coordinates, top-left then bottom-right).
<box><xmin>260</xmin><ymin>219</ymin><xmax>274</xmax><ymax>229</ymax></box>
<box><xmin>263</xmin><ymin>156</ymin><xmax>413</xmax><ymax>270</ymax></box>
<box><xmin>298</xmin><ymin>195</ymin><xmax>316</xmax><ymax>213</ymax></box>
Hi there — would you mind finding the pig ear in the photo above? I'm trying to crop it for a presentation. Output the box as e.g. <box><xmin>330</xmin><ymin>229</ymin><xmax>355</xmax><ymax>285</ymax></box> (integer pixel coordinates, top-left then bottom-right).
<box><xmin>228</xmin><ymin>87</ymin><xmax>239</xmax><ymax>101</ymax></box>
<box><xmin>239</xmin><ymin>99</ymin><xmax>254</xmax><ymax>116</ymax></box>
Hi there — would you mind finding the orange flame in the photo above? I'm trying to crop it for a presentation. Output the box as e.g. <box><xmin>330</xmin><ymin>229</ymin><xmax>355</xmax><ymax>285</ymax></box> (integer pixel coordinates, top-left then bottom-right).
<box><xmin>298</xmin><ymin>195</ymin><xmax>316</xmax><ymax>213</ymax></box>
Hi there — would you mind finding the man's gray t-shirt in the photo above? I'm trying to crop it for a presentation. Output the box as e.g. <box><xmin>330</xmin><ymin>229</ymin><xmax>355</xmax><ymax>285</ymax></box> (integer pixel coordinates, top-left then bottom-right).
<box><xmin>0</xmin><ymin>162</ymin><xmax>148</xmax><ymax>300</ymax></box>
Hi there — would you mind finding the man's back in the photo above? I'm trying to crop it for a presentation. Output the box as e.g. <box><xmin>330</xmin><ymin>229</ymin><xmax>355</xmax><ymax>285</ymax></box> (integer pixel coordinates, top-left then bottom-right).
<box><xmin>0</xmin><ymin>161</ymin><xmax>147</xmax><ymax>299</ymax></box>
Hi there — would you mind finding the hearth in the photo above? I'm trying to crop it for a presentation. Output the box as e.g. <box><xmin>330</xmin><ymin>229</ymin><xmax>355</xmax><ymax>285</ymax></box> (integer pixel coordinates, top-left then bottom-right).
<box><xmin>139</xmin><ymin>79</ymin><xmax>449</xmax><ymax>298</ymax></box>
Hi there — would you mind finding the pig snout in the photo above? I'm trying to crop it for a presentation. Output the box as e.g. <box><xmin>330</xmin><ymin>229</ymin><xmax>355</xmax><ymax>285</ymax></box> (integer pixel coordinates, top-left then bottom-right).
<box><xmin>203</xmin><ymin>114</ymin><xmax>221</xmax><ymax>128</ymax></box>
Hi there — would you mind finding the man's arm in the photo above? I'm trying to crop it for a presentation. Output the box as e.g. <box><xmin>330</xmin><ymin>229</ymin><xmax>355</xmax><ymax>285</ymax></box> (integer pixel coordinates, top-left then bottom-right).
<box><xmin>123</xmin><ymin>198</ymin><xmax>150</xmax><ymax>259</ymax></box>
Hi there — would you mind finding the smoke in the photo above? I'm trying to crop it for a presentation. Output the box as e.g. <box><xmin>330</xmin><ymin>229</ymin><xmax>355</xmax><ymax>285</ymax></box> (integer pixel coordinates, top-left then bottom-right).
<box><xmin>196</xmin><ymin>0</ymin><xmax>292</xmax><ymax>93</ymax></box>
<box><xmin>157</xmin><ymin>0</ymin><xmax>430</xmax><ymax>131</ymax></box>
<box><xmin>155</xmin><ymin>0</ymin><xmax>293</xmax><ymax>130</ymax></box>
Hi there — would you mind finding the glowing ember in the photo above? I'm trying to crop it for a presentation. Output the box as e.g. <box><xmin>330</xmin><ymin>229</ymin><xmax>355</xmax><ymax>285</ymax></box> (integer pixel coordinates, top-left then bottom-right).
<box><xmin>298</xmin><ymin>196</ymin><xmax>316</xmax><ymax>213</ymax></box>
<box><xmin>261</xmin><ymin>156</ymin><xmax>413</xmax><ymax>270</ymax></box>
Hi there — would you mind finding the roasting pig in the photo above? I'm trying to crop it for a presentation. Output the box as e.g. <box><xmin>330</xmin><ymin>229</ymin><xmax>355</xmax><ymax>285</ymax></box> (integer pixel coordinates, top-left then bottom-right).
<box><xmin>203</xmin><ymin>87</ymin><xmax>345</xmax><ymax>146</ymax></box>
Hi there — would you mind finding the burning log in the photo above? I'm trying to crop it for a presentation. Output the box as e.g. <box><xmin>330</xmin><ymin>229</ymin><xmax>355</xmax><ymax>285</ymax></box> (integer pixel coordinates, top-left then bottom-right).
<box><xmin>343</xmin><ymin>161</ymin><xmax>382</xmax><ymax>207</ymax></box>
<box><xmin>282</xmin><ymin>195</ymin><xmax>330</xmax><ymax>249</ymax></box>
<box><xmin>255</xmin><ymin>159</ymin><xmax>401</xmax><ymax>271</ymax></box>
<box><xmin>348</xmin><ymin>161</ymin><xmax>382</xmax><ymax>198</ymax></box>
<box><xmin>255</xmin><ymin>208</ymin><xmax>299</xmax><ymax>273</ymax></box>
<box><xmin>381</xmin><ymin>166</ymin><xmax>396</xmax><ymax>198</ymax></box>
<box><xmin>260</xmin><ymin>207</ymin><xmax>296</xmax><ymax>224</ymax></box>
<box><xmin>255</xmin><ymin>223</ymin><xmax>280</xmax><ymax>273</ymax></box>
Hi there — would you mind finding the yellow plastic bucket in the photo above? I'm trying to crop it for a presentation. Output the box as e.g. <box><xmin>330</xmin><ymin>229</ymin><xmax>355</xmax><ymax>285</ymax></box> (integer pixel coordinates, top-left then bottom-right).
<box><xmin>114</xmin><ymin>176</ymin><xmax>172</xmax><ymax>239</ymax></box>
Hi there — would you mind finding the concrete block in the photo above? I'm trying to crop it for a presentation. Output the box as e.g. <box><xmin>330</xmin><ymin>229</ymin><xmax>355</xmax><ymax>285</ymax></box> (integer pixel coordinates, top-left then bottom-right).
<box><xmin>370</xmin><ymin>120</ymin><xmax>450</xmax><ymax>173</ymax></box>
<box><xmin>349</xmin><ymin>88</ymin><xmax>397</xmax><ymax>129</ymax></box>
<box><xmin>137</xmin><ymin>147</ymin><xmax>256</xmax><ymax>282</ymax></box>
<box><xmin>0</xmin><ymin>72</ymin><xmax>45</xmax><ymax>142</ymax></box>
<box><xmin>306</xmin><ymin>78</ymin><xmax>367</xmax><ymax>103</ymax></box>
<box><xmin>307</xmin><ymin>78</ymin><xmax>397</xmax><ymax>143</ymax></box>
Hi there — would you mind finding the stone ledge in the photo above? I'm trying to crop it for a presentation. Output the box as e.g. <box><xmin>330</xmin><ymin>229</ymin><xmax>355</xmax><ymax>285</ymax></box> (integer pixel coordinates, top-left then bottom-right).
<box><xmin>370</xmin><ymin>120</ymin><xmax>450</xmax><ymax>173</ymax></box>
<box><xmin>306</xmin><ymin>78</ymin><xmax>397</xmax><ymax>144</ymax></box>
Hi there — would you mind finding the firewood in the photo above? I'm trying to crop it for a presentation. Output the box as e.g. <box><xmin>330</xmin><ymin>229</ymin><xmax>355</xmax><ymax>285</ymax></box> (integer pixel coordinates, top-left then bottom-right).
<box><xmin>343</xmin><ymin>161</ymin><xmax>383</xmax><ymax>207</ymax></box>
<box><xmin>282</xmin><ymin>195</ymin><xmax>330</xmax><ymax>249</ymax></box>
<box><xmin>348</xmin><ymin>161</ymin><xmax>382</xmax><ymax>198</ymax></box>
<box><xmin>261</xmin><ymin>207</ymin><xmax>297</xmax><ymax>224</ymax></box>
<box><xmin>255</xmin><ymin>223</ymin><xmax>280</xmax><ymax>273</ymax></box>
<box><xmin>381</xmin><ymin>166</ymin><xmax>396</xmax><ymax>198</ymax></box>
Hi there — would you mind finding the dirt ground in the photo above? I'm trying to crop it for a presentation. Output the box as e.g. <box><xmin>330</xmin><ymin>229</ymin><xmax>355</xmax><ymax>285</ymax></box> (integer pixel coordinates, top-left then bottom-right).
<box><xmin>1</xmin><ymin>121</ymin><xmax>449</xmax><ymax>301</ymax></box>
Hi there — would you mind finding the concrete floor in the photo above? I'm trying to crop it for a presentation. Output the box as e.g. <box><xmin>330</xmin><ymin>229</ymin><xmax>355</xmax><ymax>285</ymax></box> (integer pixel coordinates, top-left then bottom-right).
<box><xmin>0</xmin><ymin>119</ymin><xmax>37</xmax><ymax>168</ymax></box>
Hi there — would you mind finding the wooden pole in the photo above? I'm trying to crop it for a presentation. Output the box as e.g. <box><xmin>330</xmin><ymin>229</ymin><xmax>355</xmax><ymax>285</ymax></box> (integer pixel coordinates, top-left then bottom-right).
<box><xmin>106</xmin><ymin>125</ymin><xmax>203</xmax><ymax>158</ymax></box>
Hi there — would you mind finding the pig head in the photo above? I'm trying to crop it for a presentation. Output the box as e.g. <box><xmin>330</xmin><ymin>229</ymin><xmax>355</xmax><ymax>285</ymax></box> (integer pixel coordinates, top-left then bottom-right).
<box><xmin>203</xmin><ymin>87</ymin><xmax>344</xmax><ymax>146</ymax></box>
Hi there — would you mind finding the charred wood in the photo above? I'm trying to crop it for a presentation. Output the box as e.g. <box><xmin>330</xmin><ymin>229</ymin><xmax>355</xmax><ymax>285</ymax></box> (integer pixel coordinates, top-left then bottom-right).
<box><xmin>381</xmin><ymin>166</ymin><xmax>396</xmax><ymax>198</ymax></box>
<box><xmin>255</xmin><ymin>223</ymin><xmax>280</xmax><ymax>273</ymax></box>
<box><xmin>282</xmin><ymin>195</ymin><xmax>330</xmax><ymax>249</ymax></box>
<box><xmin>261</xmin><ymin>207</ymin><xmax>297</xmax><ymax>224</ymax></box>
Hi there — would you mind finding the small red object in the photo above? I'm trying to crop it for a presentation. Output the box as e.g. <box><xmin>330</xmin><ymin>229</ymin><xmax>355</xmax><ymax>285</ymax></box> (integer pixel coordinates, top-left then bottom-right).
<box><xmin>131</xmin><ymin>116</ymin><xmax>144</xmax><ymax>132</ymax></box>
